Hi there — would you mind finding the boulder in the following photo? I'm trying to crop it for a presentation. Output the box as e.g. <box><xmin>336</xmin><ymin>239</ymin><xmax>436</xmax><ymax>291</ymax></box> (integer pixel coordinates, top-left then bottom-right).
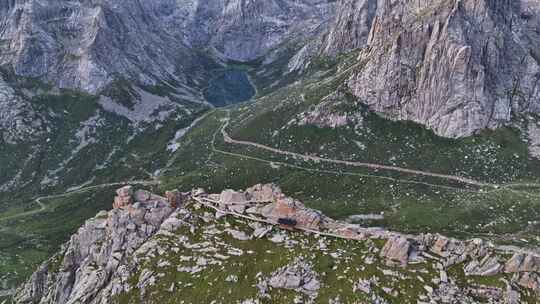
<box><xmin>268</xmin><ymin>259</ymin><xmax>320</xmax><ymax>298</ymax></box>
<box><xmin>246</xmin><ymin>183</ymin><xmax>282</xmax><ymax>202</ymax></box>
<box><xmin>135</xmin><ymin>190</ymin><xmax>152</xmax><ymax>202</ymax></box>
<box><xmin>192</xmin><ymin>188</ymin><xmax>206</xmax><ymax>197</ymax></box>
<box><xmin>261</xmin><ymin>196</ymin><xmax>324</xmax><ymax>230</ymax></box>
<box><xmin>464</xmin><ymin>255</ymin><xmax>502</xmax><ymax>276</ymax></box>
<box><xmin>113</xmin><ymin>186</ymin><xmax>134</xmax><ymax>209</ymax></box>
<box><xmin>220</xmin><ymin>190</ymin><xmax>248</xmax><ymax>205</ymax></box>
<box><xmin>516</xmin><ymin>272</ymin><xmax>540</xmax><ymax>291</ymax></box>
<box><xmin>380</xmin><ymin>237</ymin><xmax>411</xmax><ymax>265</ymax></box>
<box><xmin>165</xmin><ymin>190</ymin><xmax>185</xmax><ymax>209</ymax></box>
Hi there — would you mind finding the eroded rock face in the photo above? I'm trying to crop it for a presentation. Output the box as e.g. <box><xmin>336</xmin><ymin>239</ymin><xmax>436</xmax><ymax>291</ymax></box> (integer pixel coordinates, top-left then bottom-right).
<box><xmin>165</xmin><ymin>190</ymin><xmax>187</xmax><ymax>209</ymax></box>
<box><xmin>339</xmin><ymin>0</ymin><xmax>540</xmax><ymax>138</ymax></box>
<box><xmin>15</xmin><ymin>191</ymin><xmax>176</xmax><ymax>304</ymax></box>
<box><xmin>380</xmin><ymin>236</ymin><xmax>411</xmax><ymax>265</ymax></box>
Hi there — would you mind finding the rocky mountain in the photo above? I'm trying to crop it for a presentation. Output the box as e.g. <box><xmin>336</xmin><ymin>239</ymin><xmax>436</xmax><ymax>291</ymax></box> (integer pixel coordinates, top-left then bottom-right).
<box><xmin>0</xmin><ymin>0</ymin><xmax>335</xmax><ymax>93</ymax></box>
<box><xmin>338</xmin><ymin>0</ymin><xmax>540</xmax><ymax>138</ymax></box>
<box><xmin>15</xmin><ymin>185</ymin><xmax>540</xmax><ymax>303</ymax></box>
<box><xmin>2</xmin><ymin>0</ymin><xmax>540</xmax><ymax>138</ymax></box>
<box><xmin>5</xmin><ymin>0</ymin><xmax>540</xmax><ymax>302</ymax></box>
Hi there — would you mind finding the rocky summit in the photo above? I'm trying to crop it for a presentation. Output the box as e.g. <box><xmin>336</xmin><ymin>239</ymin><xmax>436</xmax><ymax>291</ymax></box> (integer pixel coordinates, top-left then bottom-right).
<box><xmin>14</xmin><ymin>185</ymin><xmax>540</xmax><ymax>303</ymax></box>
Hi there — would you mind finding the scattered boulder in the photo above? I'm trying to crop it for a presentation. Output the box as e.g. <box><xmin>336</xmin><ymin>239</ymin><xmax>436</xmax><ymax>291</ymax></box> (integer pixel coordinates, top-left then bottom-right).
<box><xmin>192</xmin><ymin>188</ymin><xmax>206</xmax><ymax>197</ymax></box>
<box><xmin>268</xmin><ymin>259</ymin><xmax>320</xmax><ymax>298</ymax></box>
<box><xmin>380</xmin><ymin>236</ymin><xmax>411</xmax><ymax>265</ymax></box>
<box><xmin>226</xmin><ymin>229</ymin><xmax>251</xmax><ymax>241</ymax></box>
<box><xmin>252</xmin><ymin>226</ymin><xmax>272</xmax><ymax>239</ymax></box>
<box><xmin>225</xmin><ymin>274</ymin><xmax>239</xmax><ymax>283</ymax></box>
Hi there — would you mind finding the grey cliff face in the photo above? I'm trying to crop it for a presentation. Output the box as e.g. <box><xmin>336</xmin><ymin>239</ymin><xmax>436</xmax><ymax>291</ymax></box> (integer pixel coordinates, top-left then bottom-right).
<box><xmin>341</xmin><ymin>0</ymin><xmax>540</xmax><ymax>138</ymax></box>
<box><xmin>322</xmin><ymin>0</ymin><xmax>377</xmax><ymax>56</ymax></box>
<box><xmin>0</xmin><ymin>0</ymin><xmax>335</xmax><ymax>93</ymax></box>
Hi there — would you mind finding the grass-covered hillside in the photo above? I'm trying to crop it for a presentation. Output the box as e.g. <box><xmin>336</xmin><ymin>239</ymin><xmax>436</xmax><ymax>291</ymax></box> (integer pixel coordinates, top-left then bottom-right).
<box><xmin>162</xmin><ymin>54</ymin><xmax>540</xmax><ymax>250</ymax></box>
<box><xmin>0</xmin><ymin>87</ymin><xmax>207</xmax><ymax>292</ymax></box>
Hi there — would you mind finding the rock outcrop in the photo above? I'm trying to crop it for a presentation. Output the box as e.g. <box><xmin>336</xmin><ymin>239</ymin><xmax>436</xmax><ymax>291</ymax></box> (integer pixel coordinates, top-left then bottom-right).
<box><xmin>16</xmin><ymin>187</ymin><xmax>178</xmax><ymax>304</ymax></box>
<box><xmin>505</xmin><ymin>253</ymin><xmax>540</xmax><ymax>273</ymax></box>
<box><xmin>260</xmin><ymin>196</ymin><xmax>326</xmax><ymax>231</ymax></box>
<box><xmin>15</xmin><ymin>185</ymin><xmax>540</xmax><ymax>303</ymax></box>
<box><xmin>267</xmin><ymin>258</ymin><xmax>320</xmax><ymax>299</ymax></box>
<box><xmin>380</xmin><ymin>236</ymin><xmax>411</xmax><ymax>265</ymax></box>
<box><xmin>112</xmin><ymin>186</ymin><xmax>134</xmax><ymax>209</ymax></box>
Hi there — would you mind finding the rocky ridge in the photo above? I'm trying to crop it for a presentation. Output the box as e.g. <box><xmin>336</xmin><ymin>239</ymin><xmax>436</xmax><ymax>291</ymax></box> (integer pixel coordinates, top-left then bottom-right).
<box><xmin>15</xmin><ymin>184</ymin><xmax>540</xmax><ymax>303</ymax></box>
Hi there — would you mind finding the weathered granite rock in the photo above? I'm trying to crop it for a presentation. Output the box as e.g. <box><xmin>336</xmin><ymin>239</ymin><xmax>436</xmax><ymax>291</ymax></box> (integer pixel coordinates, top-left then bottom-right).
<box><xmin>268</xmin><ymin>259</ymin><xmax>320</xmax><ymax>298</ymax></box>
<box><xmin>165</xmin><ymin>190</ymin><xmax>186</xmax><ymax>209</ymax></box>
<box><xmin>261</xmin><ymin>195</ymin><xmax>325</xmax><ymax>230</ymax></box>
<box><xmin>322</xmin><ymin>0</ymin><xmax>376</xmax><ymax>56</ymax></box>
<box><xmin>464</xmin><ymin>255</ymin><xmax>502</xmax><ymax>276</ymax></box>
<box><xmin>341</xmin><ymin>0</ymin><xmax>540</xmax><ymax>138</ymax></box>
<box><xmin>220</xmin><ymin>190</ymin><xmax>248</xmax><ymax>205</ymax></box>
<box><xmin>15</xmin><ymin>189</ymin><xmax>176</xmax><ymax>303</ymax></box>
<box><xmin>505</xmin><ymin>253</ymin><xmax>540</xmax><ymax>273</ymax></box>
<box><xmin>245</xmin><ymin>184</ymin><xmax>282</xmax><ymax>203</ymax></box>
<box><xmin>380</xmin><ymin>236</ymin><xmax>411</xmax><ymax>265</ymax></box>
<box><xmin>113</xmin><ymin>186</ymin><xmax>134</xmax><ymax>209</ymax></box>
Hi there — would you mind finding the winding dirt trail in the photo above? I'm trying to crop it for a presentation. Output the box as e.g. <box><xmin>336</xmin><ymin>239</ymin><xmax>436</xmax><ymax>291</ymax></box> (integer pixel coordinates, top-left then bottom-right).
<box><xmin>0</xmin><ymin>180</ymin><xmax>159</xmax><ymax>223</ymax></box>
<box><xmin>218</xmin><ymin>117</ymin><xmax>494</xmax><ymax>188</ymax></box>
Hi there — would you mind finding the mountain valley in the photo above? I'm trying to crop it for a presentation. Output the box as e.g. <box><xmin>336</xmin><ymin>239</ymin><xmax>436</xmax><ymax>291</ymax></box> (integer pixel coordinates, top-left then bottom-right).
<box><xmin>1</xmin><ymin>0</ymin><xmax>540</xmax><ymax>303</ymax></box>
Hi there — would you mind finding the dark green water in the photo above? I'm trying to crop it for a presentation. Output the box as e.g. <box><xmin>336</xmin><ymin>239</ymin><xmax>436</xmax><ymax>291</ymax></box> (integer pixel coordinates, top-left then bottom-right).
<box><xmin>203</xmin><ymin>69</ymin><xmax>256</xmax><ymax>107</ymax></box>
